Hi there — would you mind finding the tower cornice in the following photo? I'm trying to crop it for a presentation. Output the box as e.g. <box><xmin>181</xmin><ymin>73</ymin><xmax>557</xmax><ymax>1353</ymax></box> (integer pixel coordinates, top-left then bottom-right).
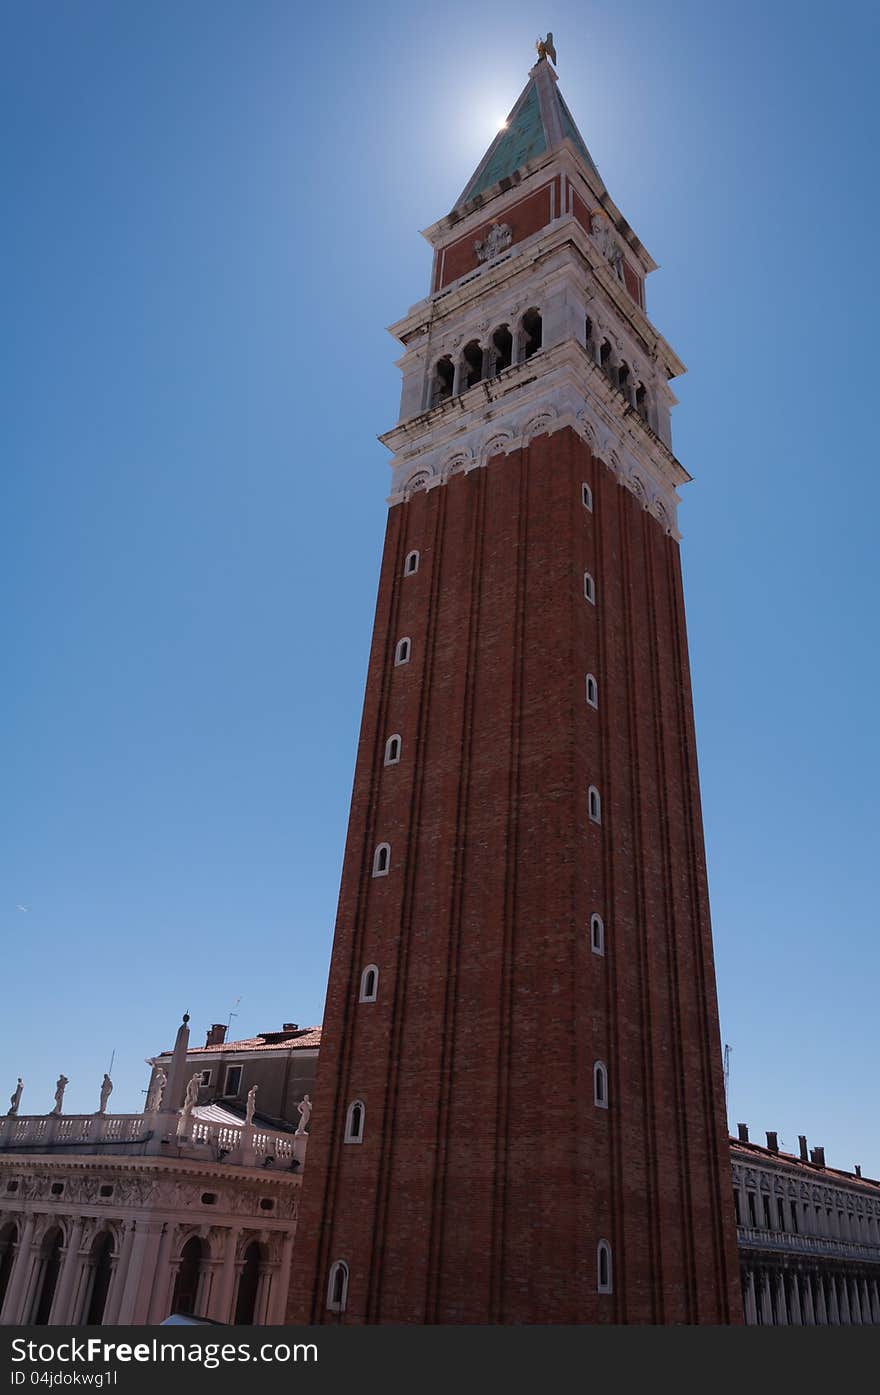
<box><xmin>379</xmin><ymin>337</ymin><xmax>689</xmax><ymax>537</ymax></box>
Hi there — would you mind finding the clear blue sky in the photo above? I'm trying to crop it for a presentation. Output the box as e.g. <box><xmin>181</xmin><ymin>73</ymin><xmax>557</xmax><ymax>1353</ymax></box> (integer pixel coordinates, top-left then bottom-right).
<box><xmin>2</xmin><ymin>1</ymin><xmax>878</xmax><ymax>1172</ymax></box>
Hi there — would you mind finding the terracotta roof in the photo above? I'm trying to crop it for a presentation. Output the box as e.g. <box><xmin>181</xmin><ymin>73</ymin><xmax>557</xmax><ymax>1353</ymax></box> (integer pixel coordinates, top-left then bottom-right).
<box><xmin>155</xmin><ymin>1027</ymin><xmax>322</xmax><ymax>1059</ymax></box>
<box><xmin>730</xmin><ymin>1137</ymin><xmax>880</xmax><ymax>1195</ymax></box>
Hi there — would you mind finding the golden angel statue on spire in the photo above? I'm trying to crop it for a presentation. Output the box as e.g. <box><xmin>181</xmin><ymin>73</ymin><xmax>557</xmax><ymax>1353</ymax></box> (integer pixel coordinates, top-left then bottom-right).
<box><xmin>536</xmin><ymin>33</ymin><xmax>557</xmax><ymax>65</ymax></box>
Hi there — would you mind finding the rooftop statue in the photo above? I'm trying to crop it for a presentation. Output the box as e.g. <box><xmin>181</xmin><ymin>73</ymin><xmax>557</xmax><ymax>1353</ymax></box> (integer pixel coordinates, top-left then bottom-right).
<box><xmin>50</xmin><ymin>1074</ymin><xmax>69</xmax><ymax>1116</ymax></box>
<box><xmin>97</xmin><ymin>1073</ymin><xmax>113</xmax><ymax>1115</ymax></box>
<box><xmin>296</xmin><ymin>1093</ymin><xmax>312</xmax><ymax>1136</ymax></box>
<box><xmin>182</xmin><ymin>1073</ymin><xmax>201</xmax><ymax>1115</ymax></box>
<box><xmin>145</xmin><ymin>1068</ymin><xmax>166</xmax><ymax>1113</ymax></box>
<box><xmin>245</xmin><ymin>1084</ymin><xmax>258</xmax><ymax>1127</ymax></box>
<box><xmin>536</xmin><ymin>32</ymin><xmax>557</xmax><ymax>65</ymax></box>
<box><xmin>7</xmin><ymin>1078</ymin><xmax>23</xmax><ymax>1117</ymax></box>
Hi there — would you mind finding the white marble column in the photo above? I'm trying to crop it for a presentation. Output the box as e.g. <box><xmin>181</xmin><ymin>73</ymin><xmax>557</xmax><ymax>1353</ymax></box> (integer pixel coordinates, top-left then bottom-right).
<box><xmin>17</xmin><ymin>1235</ymin><xmax>46</xmax><ymax>1326</ymax></box>
<box><xmin>742</xmin><ymin>1270</ymin><xmax>758</xmax><ymax>1325</ymax></box>
<box><xmin>774</xmin><ymin>1273</ymin><xmax>788</xmax><ymax>1326</ymax></box>
<box><xmin>254</xmin><ymin>1262</ymin><xmax>275</xmax><ymax>1326</ymax></box>
<box><xmin>787</xmin><ymin>1272</ymin><xmax>803</xmax><ymax>1325</ymax></box>
<box><xmin>0</xmin><ymin>1216</ymin><xmax>36</xmax><ymax>1324</ymax></box>
<box><xmin>102</xmin><ymin>1221</ymin><xmax>135</xmax><ymax>1327</ymax></box>
<box><xmin>146</xmin><ymin>1226</ymin><xmax>177</xmax><ymax>1325</ymax></box>
<box><xmin>209</xmin><ymin>1229</ymin><xmax>240</xmax><ymax>1323</ymax></box>
<box><xmin>759</xmin><ymin>1270</ymin><xmax>774</xmax><ymax>1325</ymax></box>
<box><xmin>116</xmin><ymin>1222</ymin><xmax>164</xmax><ymax>1325</ymax></box>
<box><xmin>828</xmin><ymin>1276</ymin><xmax>841</xmax><ymax>1325</ymax></box>
<box><xmin>849</xmin><ymin>1278</ymin><xmax>862</xmax><ymax>1324</ymax></box>
<box><xmin>838</xmin><ymin>1276</ymin><xmax>851</xmax><ymax>1324</ymax></box>
<box><xmin>195</xmin><ymin>1251</ymin><xmax>217</xmax><ymax>1318</ymax></box>
<box><xmin>48</xmin><ymin>1219</ymin><xmax>84</xmax><ymax>1324</ymax></box>
<box><xmin>802</xmin><ymin>1274</ymin><xmax>816</xmax><ymax>1325</ymax></box>
<box><xmin>869</xmin><ymin>1278</ymin><xmax>880</xmax><ymax>1324</ymax></box>
<box><xmin>68</xmin><ymin>1234</ymin><xmax>99</xmax><ymax>1327</ymax></box>
<box><xmin>269</xmin><ymin>1233</ymin><xmax>294</xmax><ymax>1324</ymax></box>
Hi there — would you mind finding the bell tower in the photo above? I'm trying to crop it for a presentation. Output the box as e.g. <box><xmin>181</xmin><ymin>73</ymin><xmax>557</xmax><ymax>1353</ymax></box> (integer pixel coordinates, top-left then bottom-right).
<box><xmin>289</xmin><ymin>42</ymin><xmax>742</xmax><ymax>1325</ymax></box>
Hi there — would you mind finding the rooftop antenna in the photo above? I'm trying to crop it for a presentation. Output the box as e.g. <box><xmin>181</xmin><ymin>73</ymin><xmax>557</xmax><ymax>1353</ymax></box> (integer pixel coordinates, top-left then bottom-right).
<box><xmin>723</xmin><ymin>1043</ymin><xmax>731</xmax><ymax>1106</ymax></box>
<box><xmin>107</xmin><ymin>1049</ymin><xmax>116</xmax><ymax>1076</ymax></box>
<box><xmin>227</xmin><ymin>997</ymin><xmax>241</xmax><ymax>1034</ymax></box>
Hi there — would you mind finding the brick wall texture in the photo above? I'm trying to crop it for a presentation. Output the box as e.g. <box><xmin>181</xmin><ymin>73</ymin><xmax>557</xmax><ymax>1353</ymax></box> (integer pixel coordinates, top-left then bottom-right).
<box><xmin>288</xmin><ymin>428</ymin><xmax>743</xmax><ymax>1324</ymax></box>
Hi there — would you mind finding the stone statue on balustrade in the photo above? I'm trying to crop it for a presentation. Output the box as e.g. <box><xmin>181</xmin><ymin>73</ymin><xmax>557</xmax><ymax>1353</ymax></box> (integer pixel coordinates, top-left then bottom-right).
<box><xmin>7</xmin><ymin>1078</ymin><xmax>23</xmax><ymax>1116</ymax></box>
<box><xmin>245</xmin><ymin>1084</ymin><xmax>258</xmax><ymax>1127</ymax></box>
<box><xmin>50</xmin><ymin>1074</ymin><xmax>69</xmax><ymax>1116</ymax></box>
<box><xmin>182</xmin><ymin>1073</ymin><xmax>201</xmax><ymax>1116</ymax></box>
<box><xmin>296</xmin><ymin>1093</ymin><xmax>312</xmax><ymax>1136</ymax></box>
<box><xmin>96</xmin><ymin>1073</ymin><xmax>113</xmax><ymax>1115</ymax></box>
<box><xmin>145</xmin><ymin>1068</ymin><xmax>166</xmax><ymax>1113</ymax></box>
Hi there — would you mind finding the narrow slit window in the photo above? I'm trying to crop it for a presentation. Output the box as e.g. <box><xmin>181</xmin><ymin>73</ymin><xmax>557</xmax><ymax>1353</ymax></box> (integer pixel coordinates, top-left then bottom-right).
<box><xmin>588</xmin><ymin>786</ymin><xmax>602</xmax><ymax>824</ymax></box>
<box><xmin>359</xmin><ymin>965</ymin><xmax>379</xmax><ymax>1003</ymax></box>
<box><xmin>372</xmin><ymin>843</ymin><xmax>391</xmax><ymax>877</ymax></box>
<box><xmin>582</xmin><ymin>482</ymin><xmax>593</xmax><ymax>511</ymax></box>
<box><xmin>583</xmin><ymin>572</ymin><xmax>596</xmax><ymax>604</ymax></box>
<box><xmin>327</xmin><ymin>1261</ymin><xmax>349</xmax><ymax>1312</ymax></box>
<box><xmin>404</xmin><ymin>550</ymin><xmax>420</xmax><ymax>576</ymax></box>
<box><xmin>394</xmin><ymin>637</ymin><xmax>411</xmax><ymax>666</ymax></box>
<box><xmin>585</xmin><ymin>674</ymin><xmax>598</xmax><ymax>708</ymax></box>
<box><xmin>594</xmin><ymin>1061</ymin><xmax>608</xmax><ymax>1108</ymax></box>
<box><xmin>590</xmin><ymin>914</ymin><xmax>605</xmax><ymax>956</ymax></box>
<box><xmin>344</xmin><ymin>1100</ymin><xmax>365</xmax><ymax>1144</ymax></box>
<box><xmin>384</xmin><ymin>734</ymin><xmax>402</xmax><ymax>766</ymax></box>
<box><xmin>597</xmin><ymin>1241</ymin><xmax>613</xmax><ymax>1293</ymax></box>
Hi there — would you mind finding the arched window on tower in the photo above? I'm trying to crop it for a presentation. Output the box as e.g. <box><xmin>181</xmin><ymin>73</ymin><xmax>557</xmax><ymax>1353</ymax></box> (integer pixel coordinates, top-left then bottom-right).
<box><xmin>384</xmin><ymin>734</ymin><xmax>402</xmax><ymax>766</ymax></box>
<box><xmin>582</xmin><ymin>482</ymin><xmax>593</xmax><ymax>511</ymax></box>
<box><xmin>588</xmin><ymin>786</ymin><xmax>602</xmax><ymax>823</ymax></box>
<box><xmin>617</xmin><ymin>360</ymin><xmax>632</xmax><ymax>404</ymax></box>
<box><xmin>593</xmin><ymin>1061</ymin><xmax>609</xmax><ymax>1109</ymax></box>
<box><xmin>404</xmin><ymin>549</ymin><xmax>420</xmax><ymax>576</ymax></box>
<box><xmin>585</xmin><ymin>673</ymin><xmax>598</xmax><ymax>708</ymax></box>
<box><xmin>430</xmin><ymin>356</ymin><xmax>454</xmax><ymax>407</ymax></box>
<box><xmin>345</xmin><ymin>1100</ymin><xmax>365</xmax><ymax>1143</ymax></box>
<box><xmin>635</xmin><ymin>382</ymin><xmax>650</xmax><ymax>425</ymax></box>
<box><xmin>327</xmin><ymin>1260</ymin><xmax>349</xmax><ymax>1313</ymax></box>
<box><xmin>359</xmin><ymin>965</ymin><xmax>379</xmax><ymax>1003</ymax></box>
<box><xmin>394</xmin><ymin>637</ymin><xmax>411</xmax><ymax>666</ymax></box>
<box><xmin>462</xmin><ymin>340</ymin><xmax>484</xmax><ymax>390</ymax></box>
<box><xmin>583</xmin><ymin>572</ymin><xmax>596</xmax><ymax>604</ymax></box>
<box><xmin>597</xmin><ymin>1240</ymin><xmax>613</xmax><ymax>1293</ymax></box>
<box><xmin>585</xmin><ymin>316</ymin><xmax>595</xmax><ymax>356</ymax></box>
<box><xmin>590</xmin><ymin>913</ymin><xmax>605</xmax><ymax>956</ymax></box>
<box><xmin>521</xmin><ymin>308</ymin><xmax>542</xmax><ymax>360</ymax></box>
<box><xmin>491</xmin><ymin>324</ymin><xmax>513</xmax><ymax>374</ymax></box>
<box><xmin>600</xmin><ymin>339</ymin><xmax>614</xmax><ymax>384</ymax></box>
<box><xmin>372</xmin><ymin>844</ymin><xmax>391</xmax><ymax>877</ymax></box>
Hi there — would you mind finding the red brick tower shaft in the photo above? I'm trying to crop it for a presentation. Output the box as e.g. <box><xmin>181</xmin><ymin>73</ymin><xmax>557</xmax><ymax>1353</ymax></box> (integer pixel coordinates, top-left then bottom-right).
<box><xmin>289</xmin><ymin>50</ymin><xmax>742</xmax><ymax>1324</ymax></box>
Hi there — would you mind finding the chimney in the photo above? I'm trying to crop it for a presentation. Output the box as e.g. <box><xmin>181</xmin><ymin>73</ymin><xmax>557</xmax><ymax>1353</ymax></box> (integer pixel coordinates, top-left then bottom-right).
<box><xmin>205</xmin><ymin>1024</ymin><xmax>227</xmax><ymax>1047</ymax></box>
<box><xmin>282</xmin><ymin>1023</ymin><xmax>299</xmax><ymax>1033</ymax></box>
<box><xmin>810</xmin><ymin>1146</ymin><xmax>826</xmax><ymax>1168</ymax></box>
<box><xmin>766</xmin><ymin>1131</ymin><xmax>779</xmax><ymax>1153</ymax></box>
<box><xmin>798</xmin><ymin>1135</ymin><xmax>808</xmax><ymax>1161</ymax></box>
<box><xmin>737</xmin><ymin>1123</ymin><xmax>749</xmax><ymax>1143</ymax></box>
<box><xmin>855</xmin><ymin>1165</ymin><xmax>862</xmax><ymax>1178</ymax></box>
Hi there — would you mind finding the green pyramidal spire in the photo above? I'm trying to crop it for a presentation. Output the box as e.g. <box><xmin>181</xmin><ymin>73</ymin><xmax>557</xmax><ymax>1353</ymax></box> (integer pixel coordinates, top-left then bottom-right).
<box><xmin>456</xmin><ymin>48</ymin><xmax>599</xmax><ymax>209</ymax></box>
